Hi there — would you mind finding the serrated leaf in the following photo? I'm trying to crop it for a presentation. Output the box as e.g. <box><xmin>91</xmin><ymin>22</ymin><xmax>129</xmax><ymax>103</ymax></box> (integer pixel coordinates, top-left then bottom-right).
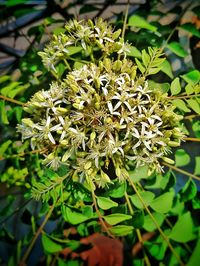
<box><xmin>130</xmin><ymin>191</ymin><xmax>155</xmax><ymax>209</ymax></box>
<box><xmin>169</xmin><ymin>212</ymin><xmax>196</xmax><ymax>243</ymax></box>
<box><xmin>127</xmin><ymin>46</ymin><xmax>141</xmax><ymax>58</ymax></box>
<box><xmin>0</xmin><ymin>101</ymin><xmax>9</xmax><ymax>125</ymax></box>
<box><xmin>135</xmin><ymin>58</ymin><xmax>145</xmax><ymax>73</ymax></box>
<box><xmin>172</xmin><ymin>99</ymin><xmax>190</xmax><ymax>112</ymax></box>
<box><xmin>180</xmin><ymin>23</ymin><xmax>200</xmax><ymax>38</ymax></box>
<box><xmin>175</xmin><ymin>149</ymin><xmax>190</xmax><ymax>167</ymax></box>
<box><xmin>143</xmin><ymin>212</ymin><xmax>165</xmax><ymax>232</ymax></box>
<box><xmin>141</xmin><ymin>49</ymin><xmax>150</xmax><ymax>67</ymax></box>
<box><xmin>187</xmin><ymin>98</ymin><xmax>200</xmax><ymax>114</ymax></box>
<box><xmin>160</xmin><ymin>59</ymin><xmax>174</xmax><ymax>79</ymax></box>
<box><xmin>103</xmin><ymin>213</ymin><xmax>132</xmax><ymax>225</ymax></box>
<box><xmin>109</xmin><ymin>225</ymin><xmax>134</xmax><ymax>236</ymax></box>
<box><xmin>150</xmin><ymin>191</ymin><xmax>174</xmax><ymax>213</ymax></box>
<box><xmin>97</xmin><ymin>197</ymin><xmax>118</xmax><ymax>210</ymax></box>
<box><xmin>167</xmin><ymin>42</ymin><xmax>188</xmax><ymax>57</ymax></box>
<box><xmin>128</xmin><ymin>15</ymin><xmax>157</xmax><ymax>32</ymax></box>
<box><xmin>171</xmin><ymin>77</ymin><xmax>181</xmax><ymax>95</ymax></box>
<box><xmin>179</xmin><ymin>179</ymin><xmax>197</xmax><ymax>202</ymax></box>
<box><xmin>42</xmin><ymin>234</ymin><xmax>63</xmax><ymax>253</ymax></box>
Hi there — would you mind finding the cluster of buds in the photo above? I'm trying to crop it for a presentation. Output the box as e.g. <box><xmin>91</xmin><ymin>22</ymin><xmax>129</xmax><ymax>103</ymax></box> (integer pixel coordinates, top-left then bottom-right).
<box><xmin>18</xmin><ymin>19</ymin><xmax>184</xmax><ymax>189</ymax></box>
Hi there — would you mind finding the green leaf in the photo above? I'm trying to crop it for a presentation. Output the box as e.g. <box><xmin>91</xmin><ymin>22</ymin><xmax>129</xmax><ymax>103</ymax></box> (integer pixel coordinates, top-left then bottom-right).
<box><xmin>167</xmin><ymin>42</ymin><xmax>188</xmax><ymax>57</ymax></box>
<box><xmin>106</xmin><ymin>181</ymin><xmax>127</xmax><ymax>198</ymax></box>
<box><xmin>150</xmin><ymin>191</ymin><xmax>174</xmax><ymax>213</ymax></box>
<box><xmin>169</xmin><ymin>212</ymin><xmax>196</xmax><ymax>243</ymax></box>
<box><xmin>181</xmin><ymin>70</ymin><xmax>200</xmax><ymax>84</ymax></box>
<box><xmin>53</xmin><ymin>27</ymin><xmax>66</xmax><ymax>35</ymax></box>
<box><xmin>1</xmin><ymin>82</ymin><xmax>19</xmax><ymax>97</ymax></box>
<box><xmin>0</xmin><ymin>75</ymin><xmax>10</xmax><ymax>83</ymax></box>
<box><xmin>185</xmin><ymin>83</ymin><xmax>195</xmax><ymax>95</ymax></box>
<box><xmin>194</xmin><ymin>156</ymin><xmax>200</xmax><ymax>175</ymax></box>
<box><xmin>109</xmin><ymin>225</ymin><xmax>134</xmax><ymax>236</ymax></box>
<box><xmin>172</xmin><ymin>99</ymin><xmax>190</xmax><ymax>112</ymax></box>
<box><xmin>187</xmin><ymin>98</ymin><xmax>200</xmax><ymax>114</ymax></box>
<box><xmin>143</xmin><ymin>212</ymin><xmax>165</xmax><ymax>232</ymax></box>
<box><xmin>179</xmin><ymin>179</ymin><xmax>197</xmax><ymax>202</ymax></box>
<box><xmin>0</xmin><ymin>140</ymin><xmax>12</xmax><ymax>157</ymax></box>
<box><xmin>42</xmin><ymin>234</ymin><xmax>63</xmax><ymax>253</ymax></box>
<box><xmin>141</xmin><ymin>49</ymin><xmax>150</xmax><ymax>67</ymax></box>
<box><xmin>62</xmin><ymin>206</ymin><xmax>91</xmax><ymax>225</ymax></box>
<box><xmin>170</xmin><ymin>77</ymin><xmax>181</xmax><ymax>95</ymax></box>
<box><xmin>135</xmin><ymin>58</ymin><xmax>145</xmax><ymax>74</ymax></box>
<box><xmin>129</xmin><ymin>165</ymin><xmax>149</xmax><ymax>182</ymax></box>
<box><xmin>180</xmin><ymin>23</ymin><xmax>200</xmax><ymax>38</ymax></box>
<box><xmin>132</xmin><ymin>210</ymin><xmax>144</xmax><ymax>228</ymax></box>
<box><xmin>175</xmin><ymin>149</ymin><xmax>190</xmax><ymax>167</ymax></box>
<box><xmin>128</xmin><ymin>15</ymin><xmax>157</xmax><ymax>32</ymax></box>
<box><xmin>127</xmin><ymin>46</ymin><xmax>142</xmax><ymax>58</ymax></box>
<box><xmin>160</xmin><ymin>59</ymin><xmax>174</xmax><ymax>79</ymax></box>
<box><xmin>0</xmin><ymin>101</ymin><xmax>9</xmax><ymax>125</ymax></box>
<box><xmin>144</xmin><ymin>240</ymin><xmax>167</xmax><ymax>260</ymax></box>
<box><xmin>103</xmin><ymin>213</ymin><xmax>132</xmax><ymax>225</ymax></box>
<box><xmin>97</xmin><ymin>197</ymin><xmax>118</xmax><ymax>210</ymax></box>
<box><xmin>67</xmin><ymin>46</ymin><xmax>82</xmax><ymax>55</ymax></box>
<box><xmin>188</xmin><ymin>236</ymin><xmax>200</xmax><ymax>266</ymax></box>
<box><xmin>130</xmin><ymin>191</ymin><xmax>155</xmax><ymax>209</ymax></box>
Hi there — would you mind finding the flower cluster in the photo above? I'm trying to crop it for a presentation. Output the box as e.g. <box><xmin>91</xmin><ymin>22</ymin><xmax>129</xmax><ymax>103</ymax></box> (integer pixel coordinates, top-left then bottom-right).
<box><xmin>18</xmin><ymin>55</ymin><xmax>184</xmax><ymax>188</ymax></box>
<box><xmin>18</xmin><ymin>19</ymin><xmax>184</xmax><ymax>189</ymax></box>
<box><xmin>38</xmin><ymin>18</ymin><xmax>129</xmax><ymax>72</ymax></box>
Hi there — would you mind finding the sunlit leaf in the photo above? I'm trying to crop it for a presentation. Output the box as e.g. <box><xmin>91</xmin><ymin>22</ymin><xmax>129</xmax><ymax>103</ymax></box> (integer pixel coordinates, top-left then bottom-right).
<box><xmin>97</xmin><ymin>197</ymin><xmax>118</xmax><ymax>210</ymax></box>
<box><xmin>187</xmin><ymin>98</ymin><xmax>200</xmax><ymax>114</ymax></box>
<box><xmin>175</xmin><ymin>149</ymin><xmax>190</xmax><ymax>167</ymax></box>
<box><xmin>128</xmin><ymin>15</ymin><xmax>157</xmax><ymax>32</ymax></box>
<box><xmin>169</xmin><ymin>212</ymin><xmax>196</xmax><ymax>243</ymax></box>
<box><xmin>172</xmin><ymin>99</ymin><xmax>190</xmax><ymax>112</ymax></box>
<box><xmin>188</xmin><ymin>236</ymin><xmax>200</xmax><ymax>266</ymax></box>
<box><xmin>42</xmin><ymin>234</ymin><xmax>63</xmax><ymax>253</ymax></box>
<box><xmin>160</xmin><ymin>59</ymin><xmax>174</xmax><ymax>79</ymax></box>
<box><xmin>150</xmin><ymin>191</ymin><xmax>174</xmax><ymax>213</ymax></box>
<box><xmin>181</xmin><ymin>70</ymin><xmax>200</xmax><ymax>84</ymax></box>
<box><xmin>167</xmin><ymin>42</ymin><xmax>188</xmax><ymax>57</ymax></box>
<box><xmin>109</xmin><ymin>225</ymin><xmax>134</xmax><ymax>236</ymax></box>
<box><xmin>170</xmin><ymin>77</ymin><xmax>181</xmax><ymax>95</ymax></box>
<box><xmin>103</xmin><ymin>213</ymin><xmax>132</xmax><ymax>225</ymax></box>
<box><xmin>143</xmin><ymin>212</ymin><xmax>165</xmax><ymax>232</ymax></box>
<box><xmin>130</xmin><ymin>191</ymin><xmax>155</xmax><ymax>209</ymax></box>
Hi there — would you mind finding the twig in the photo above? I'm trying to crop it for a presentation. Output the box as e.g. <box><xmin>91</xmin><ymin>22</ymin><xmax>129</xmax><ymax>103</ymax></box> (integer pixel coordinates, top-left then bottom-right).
<box><xmin>168</xmin><ymin>94</ymin><xmax>200</xmax><ymax>100</ymax></box>
<box><xmin>19</xmin><ymin>204</ymin><xmax>55</xmax><ymax>265</ymax></box>
<box><xmin>0</xmin><ymin>148</ymin><xmax>48</xmax><ymax>161</ymax></box>
<box><xmin>183</xmin><ymin>137</ymin><xmax>200</xmax><ymax>142</ymax></box>
<box><xmin>121</xmin><ymin>0</ymin><xmax>130</xmax><ymax>40</ymax></box>
<box><xmin>125</xmin><ymin>192</ymin><xmax>151</xmax><ymax>266</ymax></box>
<box><xmin>91</xmin><ymin>189</ymin><xmax>114</xmax><ymax>238</ymax></box>
<box><xmin>162</xmin><ymin>162</ymin><xmax>200</xmax><ymax>181</ymax></box>
<box><xmin>127</xmin><ymin>176</ymin><xmax>185</xmax><ymax>266</ymax></box>
<box><xmin>0</xmin><ymin>95</ymin><xmax>27</xmax><ymax>106</ymax></box>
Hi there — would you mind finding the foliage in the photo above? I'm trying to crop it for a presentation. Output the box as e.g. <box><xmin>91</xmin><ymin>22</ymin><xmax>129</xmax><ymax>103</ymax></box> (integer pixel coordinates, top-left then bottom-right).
<box><xmin>0</xmin><ymin>1</ymin><xmax>200</xmax><ymax>266</ymax></box>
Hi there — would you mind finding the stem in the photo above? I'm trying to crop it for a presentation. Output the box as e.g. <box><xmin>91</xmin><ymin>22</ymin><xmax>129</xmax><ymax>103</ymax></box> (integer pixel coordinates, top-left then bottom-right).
<box><xmin>125</xmin><ymin>192</ymin><xmax>151</xmax><ymax>266</ymax></box>
<box><xmin>184</xmin><ymin>114</ymin><xmax>200</xmax><ymax>120</ymax></box>
<box><xmin>91</xmin><ymin>189</ymin><xmax>114</xmax><ymax>238</ymax></box>
<box><xmin>162</xmin><ymin>162</ymin><xmax>200</xmax><ymax>181</ymax></box>
<box><xmin>63</xmin><ymin>59</ymin><xmax>71</xmax><ymax>70</ymax></box>
<box><xmin>121</xmin><ymin>0</ymin><xmax>130</xmax><ymax>40</ymax></box>
<box><xmin>19</xmin><ymin>204</ymin><xmax>55</xmax><ymax>265</ymax></box>
<box><xmin>183</xmin><ymin>137</ymin><xmax>200</xmax><ymax>142</ymax></box>
<box><xmin>127</xmin><ymin>176</ymin><xmax>185</xmax><ymax>266</ymax></box>
<box><xmin>0</xmin><ymin>148</ymin><xmax>48</xmax><ymax>161</ymax></box>
<box><xmin>0</xmin><ymin>95</ymin><xmax>26</xmax><ymax>106</ymax></box>
<box><xmin>168</xmin><ymin>94</ymin><xmax>200</xmax><ymax>100</ymax></box>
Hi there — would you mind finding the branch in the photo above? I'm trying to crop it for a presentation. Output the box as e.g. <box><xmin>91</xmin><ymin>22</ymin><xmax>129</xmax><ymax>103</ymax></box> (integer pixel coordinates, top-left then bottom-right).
<box><xmin>0</xmin><ymin>95</ymin><xmax>27</xmax><ymax>106</ymax></box>
<box><xmin>127</xmin><ymin>176</ymin><xmax>185</xmax><ymax>266</ymax></box>
<box><xmin>162</xmin><ymin>162</ymin><xmax>200</xmax><ymax>181</ymax></box>
<box><xmin>19</xmin><ymin>204</ymin><xmax>55</xmax><ymax>265</ymax></box>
